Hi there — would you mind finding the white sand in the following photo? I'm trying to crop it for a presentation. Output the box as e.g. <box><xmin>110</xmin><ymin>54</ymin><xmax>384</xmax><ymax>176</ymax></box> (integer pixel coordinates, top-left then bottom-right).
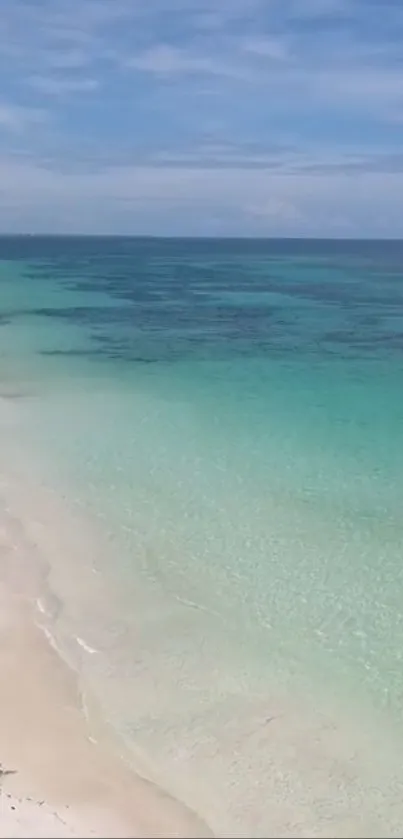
<box><xmin>0</xmin><ymin>580</ymin><xmax>212</xmax><ymax>839</ymax></box>
<box><xmin>0</xmin><ymin>794</ymin><xmax>85</xmax><ymax>838</ymax></box>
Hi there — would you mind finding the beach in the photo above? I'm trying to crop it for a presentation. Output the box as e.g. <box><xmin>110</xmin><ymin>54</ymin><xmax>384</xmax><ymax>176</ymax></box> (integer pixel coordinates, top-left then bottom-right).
<box><xmin>1</xmin><ymin>477</ymin><xmax>403</xmax><ymax>839</ymax></box>
<box><xmin>0</xmin><ymin>576</ymin><xmax>212</xmax><ymax>838</ymax></box>
<box><xmin>1</xmin><ymin>237</ymin><xmax>403</xmax><ymax>837</ymax></box>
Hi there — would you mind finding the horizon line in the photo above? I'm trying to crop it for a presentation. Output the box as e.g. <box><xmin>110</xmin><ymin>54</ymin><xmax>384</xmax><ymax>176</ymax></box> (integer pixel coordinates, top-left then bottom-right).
<box><xmin>1</xmin><ymin>233</ymin><xmax>403</xmax><ymax>242</ymax></box>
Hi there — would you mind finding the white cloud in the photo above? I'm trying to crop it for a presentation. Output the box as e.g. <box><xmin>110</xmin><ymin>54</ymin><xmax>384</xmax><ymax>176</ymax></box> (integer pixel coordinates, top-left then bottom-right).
<box><xmin>41</xmin><ymin>48</ymin><xmax>92</xmax><ymax>70</ymax></box>
<box><xmin>28</xmin><ymin>75</ymin><xmax>99</xmax><ymax>95</ymax></box>
<box><xmin>126</xmin><ymin>44</ymin><xmax>251</xmax><ymax>80</ymax></box>
<box><xmin>0</xmin><ymin>0</ymin><xmax>134</xmax><ymax>76</ymax></box>
<box><xmin>0</xmin><ymin>154</ymin><xmax>402</xmax><ymax>237</ymax></box>
<box><xmin>301</xmin><ymin>66</ymin><xmax>403</xmax><ymax>121</ymax></box>
<box><xmin>0</xmin><ymin>103</ymin><xmax>47</xmax><ymax>132</ymax></box>
<box><xmin>240</xmin><ymin>37</ymin><xmax>289</xmax><ymax>61</ymax></box>
<box><xmin>0</xmin><ymin>0</ymin><xmax>403</xmax><ymax>234</ymax></box>
<box><xmin>287</xmin><ymin>0</ymin><xmax>349</xmax><ymax>17</ymax></box>
<box><xmin>245</xmin><ymin>198</ymin><xmax>302</xmax><ymax>223</ymax></box>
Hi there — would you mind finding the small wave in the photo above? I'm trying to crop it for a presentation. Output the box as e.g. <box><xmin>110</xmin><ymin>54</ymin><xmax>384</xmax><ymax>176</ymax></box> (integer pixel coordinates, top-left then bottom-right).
<box><xmin>36</xmin><ymin>597</ymin><xmax>47</xmax><ymax>615</ymax></box>
<box><xmin>76</xmin><ymin>635</ymin><xmax>98</xmax><ymax>654</ymax></box>
<box><xmin>39</xmin><ymin>624</ymin><xmax>65</xmax><ymax>658</ymax></box>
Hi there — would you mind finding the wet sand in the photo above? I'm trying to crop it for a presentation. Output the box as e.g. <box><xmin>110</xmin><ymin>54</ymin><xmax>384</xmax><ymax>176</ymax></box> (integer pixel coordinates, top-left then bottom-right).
<box><xmin>0</xmin><ymin>579</ymin><xmax>212</xmax><ymax>838</ymax></box>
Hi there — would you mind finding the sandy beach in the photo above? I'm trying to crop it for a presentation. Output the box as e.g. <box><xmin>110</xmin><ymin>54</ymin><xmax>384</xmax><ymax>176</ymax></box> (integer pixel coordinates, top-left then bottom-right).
<box><xmin>0</xmin><ymin>577</ymin><xmax>212</xmax><ymax>838</ymax></box>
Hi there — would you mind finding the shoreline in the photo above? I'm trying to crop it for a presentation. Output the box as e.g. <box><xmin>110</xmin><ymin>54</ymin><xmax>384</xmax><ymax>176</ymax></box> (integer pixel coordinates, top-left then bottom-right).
<box><xmin>2</xmin><ymin>398</ymin><xmax>403</xmax><ymax>836</ymax></box>
<box><xmin>0</xmin><ymin>577</ymin><xmax>212</xmax><ymax>838</ymax></box>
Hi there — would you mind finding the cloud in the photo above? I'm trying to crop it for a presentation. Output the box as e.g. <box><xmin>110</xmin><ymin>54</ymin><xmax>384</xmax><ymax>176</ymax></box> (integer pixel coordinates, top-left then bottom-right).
<box><xmin>40</xmin><ymin>49</ymin><xmax>92</xmax><ymax>70</ymax></box>
<box><xmin>0</xmin><ymin>149</ymin><xmax>403</xmax><ymax>238</ymax></box>
<box><xmin>148</xmin><ymin>145</ymin><xmax>403</xmax><ymax>175</ymax></box>
<box><xmin>240</xmin><ymin>37</ymin><xmax>289</xmax><ymax>60</ymax></box>
<box><xmin>126</xmin><ymin>44</ymin><xmax>251</xmax><ymax>80</ymax></box>
<box><xmin>0</xmin><ymin>0</ymin><xmax>134</xmax><ymax>74</ymax></box>
<box><xmin>0</xmin><ymin>103</ymin><xmax>47</xmax><ymax>132</ymax></box>
<box><xmin>27</xmin><ymin>75</ymin><xmax>99</xmax><ymax>95</ymax></box>
<box><xmin>0</xmin><ymin>0</ymin><xmax>403</xmax><ymax>234</ymax></box>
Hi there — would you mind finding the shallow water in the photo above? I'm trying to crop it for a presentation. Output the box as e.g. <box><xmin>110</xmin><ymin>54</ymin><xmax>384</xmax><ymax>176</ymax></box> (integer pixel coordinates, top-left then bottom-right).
<box><xmin>1</xmin><ymin>237</ymin><xmax>403</xmax><ymax>836</ymax></box>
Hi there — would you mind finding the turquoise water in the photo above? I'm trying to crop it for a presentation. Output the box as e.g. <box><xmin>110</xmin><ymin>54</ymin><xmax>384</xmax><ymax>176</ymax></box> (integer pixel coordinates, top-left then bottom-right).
<box><xmin>1</xmin><ymin>238</ymin><xmax>403</xmax><ymax>836</ymax></box>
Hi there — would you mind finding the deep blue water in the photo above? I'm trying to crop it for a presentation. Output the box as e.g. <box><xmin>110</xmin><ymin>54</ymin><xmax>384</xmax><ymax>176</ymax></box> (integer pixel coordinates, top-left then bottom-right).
<box><xmin>1</xmin><ymin>236</ymin><xmax>403</xmax><ymax>361</ymax></box>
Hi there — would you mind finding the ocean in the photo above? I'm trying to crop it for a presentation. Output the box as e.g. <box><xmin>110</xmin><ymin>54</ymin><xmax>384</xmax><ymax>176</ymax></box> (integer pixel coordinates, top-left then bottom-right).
<box><xmin>0</xmin><ymin>236</ymin><xmax>403</xmax><ymax>837</ymax></box>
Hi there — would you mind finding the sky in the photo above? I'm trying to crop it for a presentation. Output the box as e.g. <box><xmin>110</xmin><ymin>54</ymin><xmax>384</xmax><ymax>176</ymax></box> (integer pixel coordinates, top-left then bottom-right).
<box><xmin>1</xmin><ymin>0</ymin><xmax>403</xmax><ymax>236</ymax></box>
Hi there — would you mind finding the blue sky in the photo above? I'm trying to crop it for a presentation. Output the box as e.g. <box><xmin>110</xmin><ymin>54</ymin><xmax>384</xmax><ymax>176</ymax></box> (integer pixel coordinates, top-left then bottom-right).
<box><xmin>1</xmin><ymin>0</ymin><xmax>403</xmax><ymax>236</ymax></box>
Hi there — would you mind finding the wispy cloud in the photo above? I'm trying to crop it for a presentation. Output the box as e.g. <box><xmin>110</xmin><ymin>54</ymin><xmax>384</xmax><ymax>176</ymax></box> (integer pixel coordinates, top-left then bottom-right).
<box><xmin>126</xmin><ymin>44</ymin><xmax>252</xmax><ymax>80</ymax></box>
<box><xmin>0</xmin><ymin>0</ymin><xmax>403</xmax><ymax>234</ymax></box>
<box><xmin>1</xmin><ymin>151</ymin><xmax>402</xmax><ymax>237</ymax></box>
<box><xmin>240</xmin><ymin>37</ymin><xmax>289</xmax><ymax>60</ymax></box>
<box><xmin>28</xmin><ymin>75</ymin><xmax>99</xmax><ymax>96</ymax></box>
<box><xmin>40</xmin><ymin>48</ymin><xmax>92</xmax><ymax>70</ymax></box>
<box><xmin>0</xmin><ymin>102</ymin><xmax>47</xmax><ymax>133</ymax></box>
